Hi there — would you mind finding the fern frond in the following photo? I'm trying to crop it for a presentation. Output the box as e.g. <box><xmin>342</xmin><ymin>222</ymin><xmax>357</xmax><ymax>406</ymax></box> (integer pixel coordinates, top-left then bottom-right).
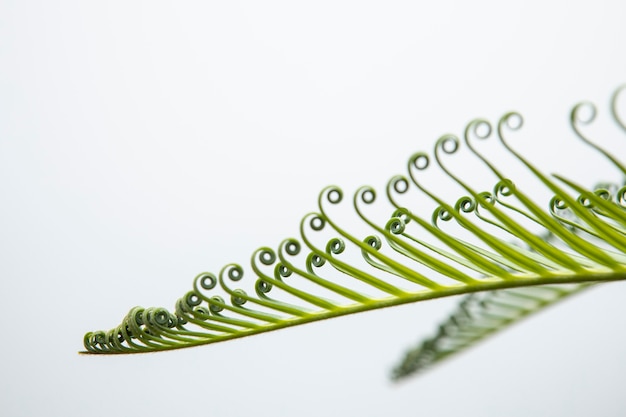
<box><xmin>391</xmin><ymin>283</ymin><xmax>592</xmax><ymax>379</ymax></box>
<box><xmin>83</xmin><ymin>86</ymin><xmax>626</xmax><ymax>368</ymax></box>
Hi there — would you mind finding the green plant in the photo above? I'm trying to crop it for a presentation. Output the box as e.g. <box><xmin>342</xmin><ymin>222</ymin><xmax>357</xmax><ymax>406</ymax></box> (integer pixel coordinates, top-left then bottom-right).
<box><xmin>83</xmin><ymin>86</ymin><xmax>626</xmax><ymax>381</ymax></box>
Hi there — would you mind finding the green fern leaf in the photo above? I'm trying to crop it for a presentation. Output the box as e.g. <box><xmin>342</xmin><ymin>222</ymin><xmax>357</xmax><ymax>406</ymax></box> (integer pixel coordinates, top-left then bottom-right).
<box><xmin>391</xmin><ymin>283</ymin><xmax>592</xmax><ymax>379</ymax></box>
<box><xmin>83</xmin><ymin>85</ymin><xmax>626</xmax><ymax>380</ymax></box>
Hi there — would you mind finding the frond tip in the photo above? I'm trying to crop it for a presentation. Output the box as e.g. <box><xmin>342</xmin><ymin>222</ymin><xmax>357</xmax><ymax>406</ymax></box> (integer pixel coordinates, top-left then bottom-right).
<box><xmin>83</xmin><ymin>86</ymin><xmax>626</xmax><ymax>371</ymax></box>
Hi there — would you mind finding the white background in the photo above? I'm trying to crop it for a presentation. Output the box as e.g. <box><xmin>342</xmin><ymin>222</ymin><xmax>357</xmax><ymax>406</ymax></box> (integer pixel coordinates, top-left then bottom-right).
<box><xmin>2</xmin><ymin>1</ymin><xmax>626</xmax><ymax>416</ymax></box>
